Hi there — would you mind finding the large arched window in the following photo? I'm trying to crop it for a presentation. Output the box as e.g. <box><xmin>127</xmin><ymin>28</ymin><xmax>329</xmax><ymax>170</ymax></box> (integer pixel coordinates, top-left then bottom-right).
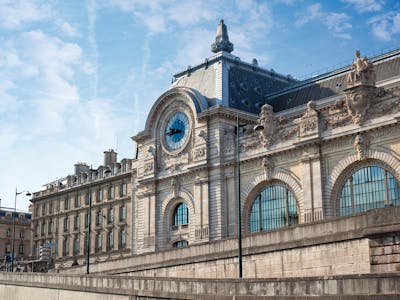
<box><xmin>338</xmin><ymin>165</ymin><xmax>400</xmax><ymax>216</ymax></box>
<box><xmin>250</xmin><ymin>184</ymin><xmax>298</xmax><ymax>233</ymax></box>
<box><xmin>173</xmin><ymin>202</ymin><xmax>188</xmax><ymax>226</ymax></box>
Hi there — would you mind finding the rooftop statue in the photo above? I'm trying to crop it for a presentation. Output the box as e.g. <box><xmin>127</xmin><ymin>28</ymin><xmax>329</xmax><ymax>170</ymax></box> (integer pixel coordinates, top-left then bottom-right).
<box><xmin>347</xmin><ymin>50</ymin><xmax>376</xmax><ymax>87</ymax></box>
<box><xmin>211</xmin><ymin>19</ymin><xmax>234</xmax><ymax>53</ymax></box>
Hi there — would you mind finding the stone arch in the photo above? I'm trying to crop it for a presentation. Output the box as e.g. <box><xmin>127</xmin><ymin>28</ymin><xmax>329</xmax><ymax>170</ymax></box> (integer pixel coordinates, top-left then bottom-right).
<box><xmin>242</xmin><ymin>169</ymin><xmax>303</xmax><ymax>233</ymax></box>
<box><xmin>326</xmin><ymin>149</ymin><xmax>400</xmax><ymax>217</ymax></box>
<box><xmin>160</xmin><ymin>189</ymin><xmax>195</xmax><ymax>248</ymax></box>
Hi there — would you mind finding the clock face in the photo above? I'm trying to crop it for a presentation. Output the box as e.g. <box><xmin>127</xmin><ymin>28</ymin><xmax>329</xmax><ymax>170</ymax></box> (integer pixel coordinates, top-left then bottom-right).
<box><xmin>164</xmin><ymin>112</ymin><xmax>190</xmax><ymax>150</ymax></box>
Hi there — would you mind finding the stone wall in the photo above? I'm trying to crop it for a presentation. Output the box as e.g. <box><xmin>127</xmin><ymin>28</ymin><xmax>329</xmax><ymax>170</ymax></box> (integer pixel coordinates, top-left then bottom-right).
<box><xmin>56</xmin><ymin>206</ymin><xmax>400</xmax><ymax>279</ymax></box>
<box><xmin>0</xmin><ymin>272</ymin><xmax>400</xmax><ymax>299</ymax></box>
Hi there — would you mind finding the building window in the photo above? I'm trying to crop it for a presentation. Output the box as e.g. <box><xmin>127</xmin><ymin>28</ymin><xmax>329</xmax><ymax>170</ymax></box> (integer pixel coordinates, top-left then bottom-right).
<box><xmin>5</xmin><ymin>244</ymin><xmax>11</xmax><ymax>254</ymax></box>
<box><xmin>6</xmin><ymin>228</ymin><xmax>11</xmax><ymax>237</ymax></box>
<box><xmin>85</xmin><ymin>193</ymin><xmax>90</xmax><ymax>205</ymax></box>
<box><xmin>338</xmin><ymin>165</ymin><xmax>400</xmax><ymax>216</ymax></box>
<box><xmin>41</xmin><ymin>204</ymin><xmax>46</xmax><ymax>216</ymax></box>
<box><xmin>19</xmin><ymin>244</ymin><xmax>24</xmax><ymax>255</ymax></box>
<box><xmin>73</xmin><ymin>237</ymin><xmax>80</xmax><ymax>256</ymax></box>
<box><xmin>34</xmin><ymin>224</ymin><xmax>39</xmax><ymax>237</ymax></box>
<box><xmin>95</xmin><ymin>233</ymin><xmax>102</xmax><ymax>253</ymax></box>
<box><xmin>96</xmin><ymin>210</ymin><xmax>102</xmax><ymax>226</ymax></box>
<box><xmin>63</xmin><ymin>216</ymin><xmax>69</xmax><ymax>232</ymax></box>
<box><xmin>119</xmin><ymin>183</ymin><xmax>127</xmax><ymax>197</ymax></box>
<box><xmin>119</xmin><ymin>227</ymin><xmax>126</xmax><ymax>249</ymax></box>
<box><xmin>108</xmin><ymin>186</ymin><xmax>114</xmax><ymax>200</ymax></box>
<box><xmin>75</xmin><ymin>195</ymin><xmax>80</xmax><ymax>208</ymax></box>
<box><xmin>97</xmin><ymin>189</ymin><xmax>103</xmax><ymax>202</ymax></box>
<box><xmin>64</xmin><ymin>196</ymin><xmax>70</xmax><ymax>210</ymax></box>
<box><xmin>107</xmin><ymin>208</ymin><xmax>114</xmax><ymax>224</ymax></box>
<box><xmin>41</xmin><ymin>222</ymin><xmax>46</xmax><ymax>236</ymax></box>
<box><xmin>49</xmin><ymin>202</ymin><xmax>53</xmax><ymax>214</ymax></box>
<box><xmin>119</xmin><ymin>205</ymin><xmax>126</xmax><ymax>221</ymax></box>
<box><xmin>173</xmin><ymin>203</ymin><xmax>188</xmax><ymax>226</ymax></box>
<box><xmin>63</xmin><ymin>237</ymin><xmax>69</xmax><ymax>256</ymax></box>
<box><xmin>173</xmin><ymin>240</ymin><xmax>188</xmax><ymax>248</ymax></box>
<box><xmin>20</xmin><ymin>231</ymin><xmax>24</xmax><ymax>239</ymax></box>
<box><xmin>48</xmin><ymin>220</ymin><xmax>53</xmax><ymax>234</ymax></box>
<box><xmin>107</xmin><ymin>230</ymin><xmax>114</xmax><ymax>251</ymax></box>
<box><xmin>250</xmin><ymin>184</ymin><xmax>298</xmax><ymax>233</ymax></box>
<box><xmin>84</xmin><ymin>213</ymin><xmax>89</xmax><ymax>228</ymax></box>
<box><xmin>74</xmin><ymin>214</ymin><xmax>80</xmax><ymax>230</ymax></box>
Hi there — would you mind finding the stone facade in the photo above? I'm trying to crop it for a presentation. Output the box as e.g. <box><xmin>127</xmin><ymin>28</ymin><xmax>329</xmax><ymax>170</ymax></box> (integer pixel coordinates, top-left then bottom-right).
<box><xmin>31</xmin><ymin>21</ymin><xmax>400</xmax><ymax>277</ymax></box>
<box><xmin>0</xmin><ymin>208</ymin><xmax>31</xmax><ymax>269</ymax></box>
<box><xmin>30</xmin><ymin>150</ymin><xmax>133</xmax><ymax>268</ymax></box>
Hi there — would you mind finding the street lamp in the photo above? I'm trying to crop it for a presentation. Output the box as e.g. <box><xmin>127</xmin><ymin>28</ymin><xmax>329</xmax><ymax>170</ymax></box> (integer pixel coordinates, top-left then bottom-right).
<box><xmin>12</xmin><ymin>189</ymin><xmax>31</xmax><ymax>272</ymax></box>
<box><xmin>236</xmin><ymin>114</ymin><xmax>264</xmax><ymax>278</ymax></box>
<box><xmin>86</xmin><ymin>166</ymin><xmax>111</xmax><ymax>274</ymax></box>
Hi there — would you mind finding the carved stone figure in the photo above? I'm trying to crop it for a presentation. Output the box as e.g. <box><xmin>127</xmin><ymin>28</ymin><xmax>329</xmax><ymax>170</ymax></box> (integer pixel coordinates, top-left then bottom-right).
<box><xmin>299</xmin><ymin>100</ymin><xmax>319</xmax><ymax>137</ymax></box>
<box><xmin>347</xmin><ymin>50</ymin><xmax>376</xmax><ymax>87</ymax></box>
<box><xmin>256</xmin><ymin>104</ymin><xmax>276</xmax><ymax>148</ymax></box>
<box><xmin>344</xmin><ymin>50</ymin><xmax>378</xmax><ymax>125</ymax></box>
<box><xmin>261</xmin><ymin>156</ymin><xmax>274</xmax><ymax>180</ymax></box>
<box><xmin>354</xmin><ymin>133</ymin><xmax>368</xmax><ymax>160</ymax></box>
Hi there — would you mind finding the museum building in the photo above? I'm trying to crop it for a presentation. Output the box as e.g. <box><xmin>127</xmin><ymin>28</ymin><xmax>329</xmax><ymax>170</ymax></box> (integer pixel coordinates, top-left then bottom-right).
<box><xmin>31</xmin><ymin>21</ymin><xmax>400</xmax><ymax>277</ymax></box>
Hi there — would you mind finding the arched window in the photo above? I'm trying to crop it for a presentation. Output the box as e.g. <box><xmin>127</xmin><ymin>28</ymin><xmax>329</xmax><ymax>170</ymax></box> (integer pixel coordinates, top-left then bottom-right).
<box><xmin>173</xmin><ymin>203</ymin><xmax>188</xmax><ymax>226</ymax></box>
<box><xmin>338</xmin><ymin>166</ymin><xmax>400</xmax><ymax>216</ymax></box>
<box><xmin>250</xmin><ymin>184</ymin><xmax>298</xmax><ymax>233</ymax></box>
<box><xmin>173</xmin><ymin>240</ymin><xmax>188</xmax><ymax>248</ymax></box>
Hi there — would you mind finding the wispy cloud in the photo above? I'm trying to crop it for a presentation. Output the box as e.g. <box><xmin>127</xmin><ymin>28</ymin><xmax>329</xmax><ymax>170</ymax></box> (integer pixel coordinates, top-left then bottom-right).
<box><xmin>0</xmin><ymin>0</ymin><xmax>51</xmax><ymax>29</ymax></box>
<box><xmin>295</xmin><ymin>3</ymin><xmax>352</xmax><ymax>39</ymax></box>
<box><xmin>368</xmin><ymin>12</ymin><xmax>400</xmax><ymax>41</ymax></box>
<box><xmin>342</xmin><ymin>0</ymin><xmax>384</xmax><ymax>13</ymax></box>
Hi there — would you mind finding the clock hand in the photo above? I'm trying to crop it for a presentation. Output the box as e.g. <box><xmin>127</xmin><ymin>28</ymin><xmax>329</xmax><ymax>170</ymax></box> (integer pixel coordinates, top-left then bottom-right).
<box><xmin>166</xmin><ymin>128</ymin><xmax>183</xmax><ymax>136</ymax></box>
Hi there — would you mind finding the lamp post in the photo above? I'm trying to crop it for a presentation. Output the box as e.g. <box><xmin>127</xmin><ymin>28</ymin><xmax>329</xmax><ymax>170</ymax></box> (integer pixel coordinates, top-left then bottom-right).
<box><xmin>12</xmin><ymin>189</ymin><xmax>31</xmax><ymax>272</ymax></box>
<box><xmin>236</xmin><ymin>114</ymin><xmax>244</xmax><ymax>278</ymax></box>
<box><xmin>86</xmin><ymin>166</ymin><xmax>111</xmax><ymax>275</ymax></box>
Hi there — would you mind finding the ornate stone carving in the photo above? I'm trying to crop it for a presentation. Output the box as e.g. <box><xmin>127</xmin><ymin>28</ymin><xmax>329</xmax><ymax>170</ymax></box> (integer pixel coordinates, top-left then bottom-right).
<box><xmin>147</xmin><ymin>146</ymin><xmax>156</xmax><ymax>157</ymax></box>
<box><xmin>347</xmin><ymin>50</ymin><xmax>376</xmax><ymax>87</ymax></box>
<box><xmin>354</xmin><ymin>133</ymin><xmax>369</xmax><ymax>160</ymax></box>
<box><xmin>171</xmin><ymin>176</ymin><xmax>180</xmax><ymax>197</ymax></box>
<box><xmin>299</xmin><ymin>101</ymin><xmax>319</xmax><ymax>137</ymax></box>
<box><xmin>261</xmin><ymin>156</ymin><xmax>274</xmax><ymax>180</ymax></box>
<box><xmin>343</xmin><ymin>50</ymin><xmax>378</xmax><ymax>125</ymax></box>
<box><xmin>222</xmin><ymin>127</ymin><xmax>235</xmax><ymax>154</ymax></box>
<box><xmin>256</xmin><ymin>104</ymin><xmax>277</xmax><ymax>148</ymax></box>
<box><xmin>198</xmin><ymin>130</ymin><xmax>207</xmax><ymax>143</ymax></box>
<box><xmin>144</xmin><ymin>162</ymin><xmax>154</xmax><ymax>174</ymax></box>
<box><xmin>344</xmin><ymin>87</ymin><xmax>376</xmax><ymax>125</ymax></box>
<box><xmin>193</xmin><ymin>147</ymin><xmax>206</xmax><ymax>160</ymax></box>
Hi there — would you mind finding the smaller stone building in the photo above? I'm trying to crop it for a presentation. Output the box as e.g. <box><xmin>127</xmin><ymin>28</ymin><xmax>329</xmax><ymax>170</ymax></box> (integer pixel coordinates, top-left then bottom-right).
<box><xmin>30</xmin><ymin>150</ymin><xmax>132</xmax><ymax>268</ymax></box>
<box><xmin>0</xmin><ymin>207</ymin><xmax>31</xmax><ymax>269</ymax></box>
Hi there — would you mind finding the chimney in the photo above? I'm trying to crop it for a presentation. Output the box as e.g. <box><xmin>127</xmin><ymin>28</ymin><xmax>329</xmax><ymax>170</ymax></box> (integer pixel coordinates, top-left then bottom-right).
<box><xmin>104</xmin><ymin>149</ymin><xmax>117</xmax><ymax>166</ymax></box>
<box><xmin>74</xmin><ymin>163</ymin><xmax>89</xmax><ymax>175</ymax></box>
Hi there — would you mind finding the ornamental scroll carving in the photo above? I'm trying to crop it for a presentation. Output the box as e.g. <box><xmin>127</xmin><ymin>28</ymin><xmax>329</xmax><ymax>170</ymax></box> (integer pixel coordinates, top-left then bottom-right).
<box><xmin>256</xmin><ymin>104</ymin><xmax>277</xmax><ymax>148</ymax></box>
<box><xmin>344</xmin><ymin>50</ymin><xmax>378</xmax><ymax>125</ymax></box>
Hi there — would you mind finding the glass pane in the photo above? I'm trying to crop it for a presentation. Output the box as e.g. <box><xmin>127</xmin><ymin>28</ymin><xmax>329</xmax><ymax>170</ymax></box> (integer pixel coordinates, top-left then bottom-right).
<box><xmin>250</xmin><ymin>184</ymin><xmax>298</xmax><ymax>233</ymax></box>
<box><xmin>339</xmin><ymin>166</ymin><xmax>400</xmax><ymax>216</ymax></box>
<box><xmin>173</xmin><ymin>203</ymin><xmax>189</xmax><ymax>226</ymax></box>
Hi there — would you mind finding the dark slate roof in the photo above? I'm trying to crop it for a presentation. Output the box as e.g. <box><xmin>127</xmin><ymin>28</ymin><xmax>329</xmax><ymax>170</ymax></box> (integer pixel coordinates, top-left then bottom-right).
<box><xmin>266</xmin><ymin>49</ymin><xmax>400</xmax><ymax>112</ymax></box>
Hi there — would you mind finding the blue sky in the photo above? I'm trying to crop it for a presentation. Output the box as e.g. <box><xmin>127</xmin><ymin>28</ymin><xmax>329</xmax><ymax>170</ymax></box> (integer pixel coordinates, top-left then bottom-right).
<box><xmin>1</xmin><ymin>0</ymin><xmax>400</xmax><ymax>210</ymax></box>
